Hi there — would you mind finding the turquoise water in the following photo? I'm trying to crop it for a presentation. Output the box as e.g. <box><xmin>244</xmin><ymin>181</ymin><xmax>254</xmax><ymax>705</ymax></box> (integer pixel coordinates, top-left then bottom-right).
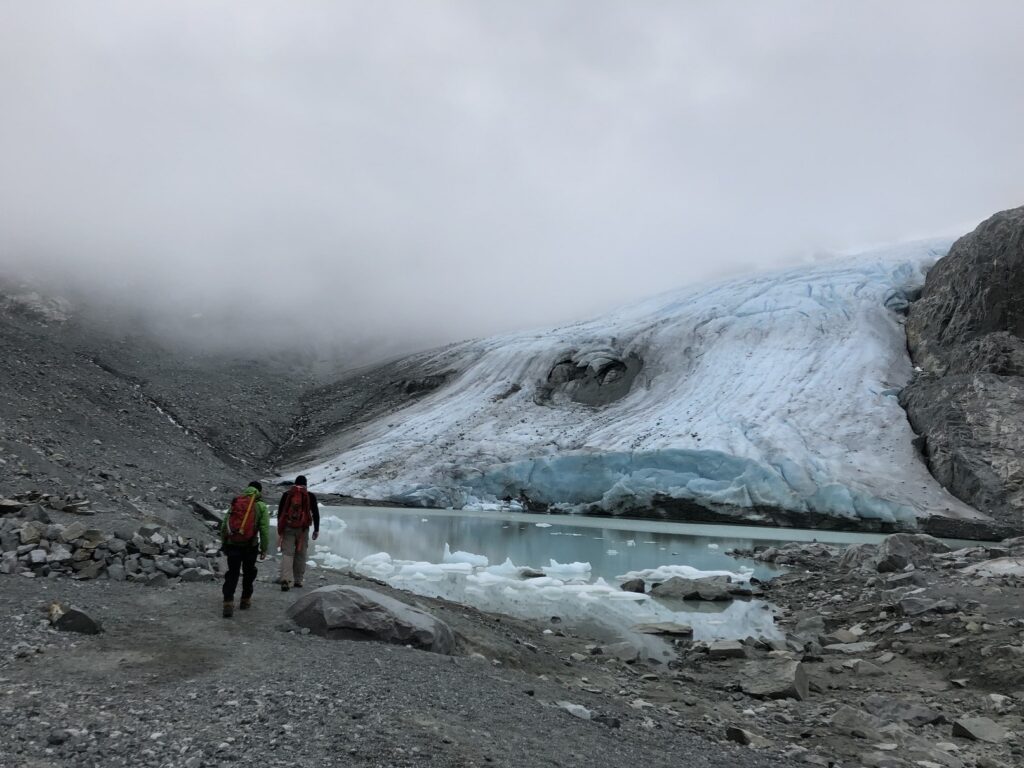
<box><xmin>316</xmin><ymin>506</ymin><xmax>906</xmax><ymax>581</ymax></box>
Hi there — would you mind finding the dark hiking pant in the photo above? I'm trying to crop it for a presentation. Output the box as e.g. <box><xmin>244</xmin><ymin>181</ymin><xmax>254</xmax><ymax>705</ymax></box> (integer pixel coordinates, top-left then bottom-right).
<box><xmin>222</xmin><ymin>544</ymin><xmax>259</xmax><ymax>601</ymax></box>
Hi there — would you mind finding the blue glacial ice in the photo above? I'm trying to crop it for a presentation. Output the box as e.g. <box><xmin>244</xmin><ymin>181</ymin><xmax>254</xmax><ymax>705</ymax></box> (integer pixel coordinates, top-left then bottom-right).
<box><xmin>298</xmin><ymin>239</ymin><xmax>982</xmax><ymax>525</ymax></box>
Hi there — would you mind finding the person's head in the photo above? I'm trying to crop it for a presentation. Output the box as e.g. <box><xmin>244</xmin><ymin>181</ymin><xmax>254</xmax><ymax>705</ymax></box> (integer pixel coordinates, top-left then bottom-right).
<box><xmin>294</xmin><ymin>475</ymin><xmax>308</xmax><ymax>487</ymax></box>
<box><xmin>248</xmin><ymin>480</ymin><xmax>263</xmax><ymax>496</ymax></box>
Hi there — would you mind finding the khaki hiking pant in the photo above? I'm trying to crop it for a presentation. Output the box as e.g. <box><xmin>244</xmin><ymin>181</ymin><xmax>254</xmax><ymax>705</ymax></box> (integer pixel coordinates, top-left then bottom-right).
<box><xmin>279</xmin><ymin>528</ymin><xmax>310</xmax><ymax>586</ymax></box>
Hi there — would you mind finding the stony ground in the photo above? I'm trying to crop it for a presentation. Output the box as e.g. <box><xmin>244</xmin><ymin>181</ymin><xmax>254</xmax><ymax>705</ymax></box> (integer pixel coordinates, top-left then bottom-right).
<box><xmin>6</xmin><ymin>521</ymin><xmax>1024</xmax><ymax>768</ymax></box>
<box><xmin>0</xmin><ymin>560</ymin><xmax>799</xmax><ymax>768</ymax></box>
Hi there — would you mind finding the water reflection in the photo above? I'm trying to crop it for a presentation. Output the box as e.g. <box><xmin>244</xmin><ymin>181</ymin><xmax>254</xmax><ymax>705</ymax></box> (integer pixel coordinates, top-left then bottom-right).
<box><xmin>316</xmin><ymin>506</ymin><xmax>794</xmax><ymax>581</ymax></box>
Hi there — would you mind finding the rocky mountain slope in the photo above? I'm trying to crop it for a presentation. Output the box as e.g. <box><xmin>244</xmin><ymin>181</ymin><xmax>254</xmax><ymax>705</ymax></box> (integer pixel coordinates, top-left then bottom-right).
<box><xmin>903</xmin><ymin>207</ymin><xmax>1024</xmax><ymax>529</ymax></box>
<box><xmin>0</xmin><ymin>289</ymin><xmax>313</xmax><ymax>534</ymax></box>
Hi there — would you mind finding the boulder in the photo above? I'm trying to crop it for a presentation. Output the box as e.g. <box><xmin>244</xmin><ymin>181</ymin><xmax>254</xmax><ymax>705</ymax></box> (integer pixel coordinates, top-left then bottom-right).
<box><xmin>619</xmin><ymin>578</ymin><xmax>645</xmax><ymax>594</ymax></box>
<box><xmin>1</xmin><ymin>551</ymin><xmax>19</xmax><ymax>574</ymax></box>
<box><xmin>60</xmin><ymin>522</ymin><xmax>87</xmax><ymax>543</ymax></box>
<box><xmin>190</xmin><ymin>500</ymin><xmax>224</xmax><ymax>524</ymax></box>
<box><xmin>725</xmin><ymin>726</ymin><xmax>770</xmax><ymax>748</ymax></box>
<box><xmin>793</xmin><ymin>615</ymin><xmax>826</xmax><ymax>643</ymax></box>
<box><xmin>154</xmin><ymin>559</ymin><xmax>181</xmax><ymax>577</ymax></box>
<box><xmin>820</xmin><ymin>629</ymin><xmax>858</xmax><ymax>645</ymax></box>
<box><xmin>180</xmin><ymin>567</ymin><xmax>214</xmax><ymax>582</ymax></box>
<box><xmin>51</xmin><ymin>605</ymin><xmax>103</xmax><ymax>635</ymax></box>
<box><xmin>46</xmin><ymin>545</ymin><xmax>73</xmax><ymax>564</ymax></box>
<box><xmin>851</xmin><ymin>659</ymin><xmax>885</xmax><ymax>677</ymax></box>
<box><xmin>874</xmin><ymin>534</ymin><xmax>949</xmax><ymax>572</ymax></box>
<box><xmin>738</xmin><ymin>660</ymin><xmax>808</xmax><ymax>700</ymax></box>
<box><xmin>860</xmin><ymin>753</ymin><xmax>911</xmax><ymax>768</ymax></box>
<box><xmin>650</xmin><ymin>576</ymin><xmax>733</xmax><ymax>601</ymax></box>
<box><xmin>951</xmin><ymin>716</ymin><xmax>1009</xmax><ymax>743</ymax></box>
<box><xmin>838</xmin><ymin>542</ymin><xmax>877</xmax><ymax>571</ymax></box>
<box><xmin>899</xmin><ymin>597</ymin><xmax>956</xmax><ymax>616</ymax></box>
<box><xmin>18</xmin><ymin>504</ymin><xmax>51</xmax><ymax>524</ymax></box>
<box><xmin>18</xmin><ymin>522</ymin><xmax>45</xmax><ymax>545</ymax></box>
<box><xmin>823</xmin><ymin>641</ymin><xmax>877</xmax><ymax>655</ymax></box>
<box><xmin>73</xmin><ymin>561</ymin><xmax>105</xmax><ymax>580</ymax></box>
<box><xmin>286</xmin><ymin>585</ymin><xmax>456</xmax><ymax>654</ymax></box>
<box><xmin>830</xmin><ymin>706</ymin><xmax>889</xmax><ymax>742</ymax></box>
<box><xmin>707</xmin><ymin>640</ymin><xmax>747</xmax><ymax>660</ymax></box>
<box><xmin>863</xmin><ymin>695</ymin><xmax>946</xmax><ymax>727</ymax></box>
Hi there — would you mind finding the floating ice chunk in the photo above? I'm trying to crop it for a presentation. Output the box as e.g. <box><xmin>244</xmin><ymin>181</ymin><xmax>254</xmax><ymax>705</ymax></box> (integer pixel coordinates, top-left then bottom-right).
<box><xmin>543</xmin><ymin>559</ymin><xmax>591</xmax><ymax>581</ymax></box>
<box><xmin>483</xmin><ymin>557</ymin><xmax>522</xmax><ymax>578</ymax></box>
<box><xmin>443</xmin><ymin>543</ymin><xmax>489</xmax><ymax>567</ymax></box>
<box><xmin>316</xmin><ymin>553</ymin><xmax>350</xmax><ymax>570</ymax></box>
<box><xmin>618</xmin><ymin>564</ymin><xmax>752</xmax><ymax>583</ymax></box>
<box><xmin>707</xmin><ymin>543</ymin><xmax>719</xmax><ymax>549</ymax></box>
<box><xmin>606</xmin><ymin>549</ymin><xmax>619</xmax><ymax>556</ymax></box>
<box><xmin>353</xmin><ymin>552</ymin><xmax>397</xmax><ymax>580</ymax></box>
<box><xmin>626</xmin><ymin>539</ymin><xmax>636</xmax><ymax>547</ymax></box>
<box><xmin>535</xmin><ymin>523</ymin><xmax>552</xmax><ymax>528</ymax></box>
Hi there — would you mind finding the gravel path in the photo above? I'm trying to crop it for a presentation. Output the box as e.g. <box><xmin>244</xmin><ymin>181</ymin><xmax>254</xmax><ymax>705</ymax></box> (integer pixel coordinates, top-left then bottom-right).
<box><xmin>0</xmin><ymin>570</ymin><xmax>794</xmax><ymax>768</ymax></box>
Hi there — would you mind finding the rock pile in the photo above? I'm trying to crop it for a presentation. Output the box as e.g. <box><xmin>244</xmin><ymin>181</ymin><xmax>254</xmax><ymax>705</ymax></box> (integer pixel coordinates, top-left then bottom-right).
<box><xmin>0</xmin><ymin>495</ymin><xmax>221</xmax><ymax>584</ymax></box>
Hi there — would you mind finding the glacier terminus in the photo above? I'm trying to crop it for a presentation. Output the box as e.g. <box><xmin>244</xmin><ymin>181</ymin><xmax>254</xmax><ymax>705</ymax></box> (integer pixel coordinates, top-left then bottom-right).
<box><xmin>297</xmin><ymin>240</ymin><xmax>983</xmax><ymax>530</ymax></box>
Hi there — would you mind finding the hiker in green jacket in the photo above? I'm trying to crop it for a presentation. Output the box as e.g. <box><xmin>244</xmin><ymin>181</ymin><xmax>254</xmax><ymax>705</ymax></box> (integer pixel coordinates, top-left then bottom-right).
<box><xmin>220</xmin><ymin>481</ymin><xmax>270</xmax><ymax>618</ymax></box>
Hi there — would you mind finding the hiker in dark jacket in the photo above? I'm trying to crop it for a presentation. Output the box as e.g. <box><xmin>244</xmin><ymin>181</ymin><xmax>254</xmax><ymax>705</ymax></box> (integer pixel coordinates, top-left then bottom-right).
<box><xmin>277</xmin><ymin>474</ymin><xmax>320</xmax><ymax>591</ymax></box>
<box><xmin>220</xmin><ymin>481</ymin><xmax>270</xmax><ymax>617</ymax></box>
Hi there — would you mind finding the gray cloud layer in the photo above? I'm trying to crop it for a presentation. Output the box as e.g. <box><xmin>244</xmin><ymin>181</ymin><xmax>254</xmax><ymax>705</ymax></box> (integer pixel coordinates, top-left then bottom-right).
<box><xmin>1</xmin><ymin>1</ymin><xmax>1022</xmax><ymax>356</ymax></box>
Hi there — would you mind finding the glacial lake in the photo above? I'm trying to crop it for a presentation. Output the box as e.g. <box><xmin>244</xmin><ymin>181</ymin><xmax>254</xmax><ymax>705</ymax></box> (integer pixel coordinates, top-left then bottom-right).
<box><xmin>301</xmin><ymin>506</ymin><xmax>918</xmax><ymax>653</ymax></box>
<box><xmin>313</xmin><ymin>505</ymin><xmax>902</xmax><ymax>582</ymax></box>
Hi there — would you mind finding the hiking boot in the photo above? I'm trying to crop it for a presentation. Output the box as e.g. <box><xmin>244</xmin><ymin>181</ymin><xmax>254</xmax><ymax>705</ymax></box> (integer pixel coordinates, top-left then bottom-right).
<box><xmin>293</xmin><ymin>582</ymin><xmax>303</xmax><ymax>588</ymax></box>
<box><xmin>281</xmin><ymin>582</ymin><xmax>290</xmax><ymax>592</ymax></box>
<box><xmin>239</xmin><ymin>597</ymin><xmax>252</xmax><ymax>610</ymax></box>
<box><xmin>222</xmin><ymin>601</ymin><xmax>234</xmax><ymax>618</ymax></box>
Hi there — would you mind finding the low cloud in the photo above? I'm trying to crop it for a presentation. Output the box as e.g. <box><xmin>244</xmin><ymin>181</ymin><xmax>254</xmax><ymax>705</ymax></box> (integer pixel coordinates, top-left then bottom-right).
<box><xmin>1</xmin><ymin>1</ymin><xmax>1022</xmax><ymax>358</ymax></box>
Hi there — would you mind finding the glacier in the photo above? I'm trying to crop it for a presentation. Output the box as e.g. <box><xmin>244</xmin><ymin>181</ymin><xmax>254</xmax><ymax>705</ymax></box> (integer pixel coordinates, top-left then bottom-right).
<box><xmin>296</xmin><ymin>239</ymin><xmax>984</xmax><ymax>527</ymax></box>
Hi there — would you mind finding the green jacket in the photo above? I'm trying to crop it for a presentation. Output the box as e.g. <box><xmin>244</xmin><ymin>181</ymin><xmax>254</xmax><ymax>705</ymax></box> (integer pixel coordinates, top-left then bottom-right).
<box><xmin>220</xmin><ymin>485</ymin><xmax>271</xmax><ymax>554</ymax></box>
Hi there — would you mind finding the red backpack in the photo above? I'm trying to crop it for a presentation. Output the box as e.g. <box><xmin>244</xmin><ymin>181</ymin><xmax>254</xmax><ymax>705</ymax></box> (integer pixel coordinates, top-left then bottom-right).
<box><xmin>226</xmin><ymin>494</ymin><xmax>258</xmax><ymax>543</ymax></box>
<box><xmin>281</xmin><ymin>486</ymin><xmax>312</xmax><ymax>530</ymax></box>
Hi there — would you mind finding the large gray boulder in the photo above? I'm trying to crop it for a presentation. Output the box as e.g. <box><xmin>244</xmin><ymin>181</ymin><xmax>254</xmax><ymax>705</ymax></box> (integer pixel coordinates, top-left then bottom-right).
<box><xmin>650</xmin><ymin>576</ymin><xmax>733</xmax><ymax>601</ymax></box>
<box><xmin>903</xmin><ymin>207</ymin><xmax>1024</xmax><ymax>529</ymax></box>
<box><xmin>874</xmin><ymin>533</ymin><xmax>949</xmax><ymax>572</ymax></box>
<box><xmin>286</xmin><ymin>585</ymin><xmax>456</xmax><ymax>654</ymax></box>
<box><xmin>738</xmin><ymin>660</ymin><xmax>808</xmax><ymax>700</ymax></box>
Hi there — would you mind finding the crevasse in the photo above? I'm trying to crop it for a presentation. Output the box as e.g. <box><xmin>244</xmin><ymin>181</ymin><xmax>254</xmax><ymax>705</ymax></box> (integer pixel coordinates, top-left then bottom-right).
<box><xmin>297</xmin><ymin>239</ymin><xmax>981</xmax><ymax>525</ymax></box>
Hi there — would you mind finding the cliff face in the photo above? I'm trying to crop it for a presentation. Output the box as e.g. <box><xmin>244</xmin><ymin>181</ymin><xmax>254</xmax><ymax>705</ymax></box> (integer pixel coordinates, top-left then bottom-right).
<box><xmin>902</xmin><ymin>207</ymin><xmax>1024</xmax><ymax>527</ymax></box>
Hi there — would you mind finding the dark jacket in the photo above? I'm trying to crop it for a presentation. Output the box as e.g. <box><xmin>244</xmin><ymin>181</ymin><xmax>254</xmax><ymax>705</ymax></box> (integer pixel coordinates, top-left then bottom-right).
<box><xmin>277</xmin><ymin>485</ymin><xmax>320</xmax><ymax>536</ymax></box>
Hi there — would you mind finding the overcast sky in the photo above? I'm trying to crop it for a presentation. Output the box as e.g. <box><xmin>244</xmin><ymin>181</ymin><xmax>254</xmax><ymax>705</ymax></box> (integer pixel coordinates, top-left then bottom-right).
<box><xmin>1</xmin><ymin>1</ymin><xmax>1022</xmax><ymax>355</ymax></box>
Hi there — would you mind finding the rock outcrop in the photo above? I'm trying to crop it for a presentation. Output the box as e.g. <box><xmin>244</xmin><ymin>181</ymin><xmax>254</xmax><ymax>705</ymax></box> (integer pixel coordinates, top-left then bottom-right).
<box><xmin>903</xmin><ymin>207</ymin><xmax>1024</xmax><ymax>528</ymax></box>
